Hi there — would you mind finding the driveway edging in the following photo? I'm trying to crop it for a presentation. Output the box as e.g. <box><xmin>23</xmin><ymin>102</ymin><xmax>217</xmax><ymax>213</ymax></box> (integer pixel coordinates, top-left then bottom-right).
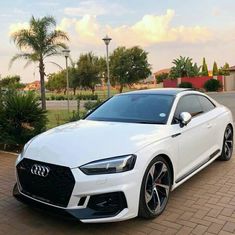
<box><xmin>0</xmin><ymin>150</ymin><xmax>18</xmax><ymax>156</ymax></box>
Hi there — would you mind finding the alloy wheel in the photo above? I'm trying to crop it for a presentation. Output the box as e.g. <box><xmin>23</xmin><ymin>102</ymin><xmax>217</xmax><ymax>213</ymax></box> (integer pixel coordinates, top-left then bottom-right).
<box><xmin>144</xmin><ymin>161</ymin><xmax>170</xmax><ymax>214</ymax></box>
<box><xmin>224</xmin><ymin>126</ymin><xmax>233</xmax><ymax>159</ymax></box>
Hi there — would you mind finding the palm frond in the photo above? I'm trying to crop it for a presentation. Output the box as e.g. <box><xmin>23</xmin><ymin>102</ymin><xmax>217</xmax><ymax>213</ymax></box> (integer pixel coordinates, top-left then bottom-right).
<box><xmin>11</xmin><ymin>29</ymin><xmax>40</xmax><ymax>51</ymax></box>
<box><xmin>43</xmin><ymin>51</ymin><xmax>62</xmax><ymax>59</ymax></box>
<box><xmin>47</xmin><ymin>30</ymin><xmax>69</xmax><ymax>44</ymax></box>
<box><xmin>9</xmin><ymin>53</ymin><xmax>38</xmax><ymax>69</ymax></box>
<box><xmin>46</xmin><ymin>61</ymin><xmax>63</xmax><ymax>70</ymax></box>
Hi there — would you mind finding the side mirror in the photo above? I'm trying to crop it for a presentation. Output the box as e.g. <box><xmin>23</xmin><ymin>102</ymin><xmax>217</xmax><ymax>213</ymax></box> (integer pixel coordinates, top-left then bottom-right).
<box><xmin>179</xmin><ymin>112</ymin><xmax>192</xmax><ymax>127</ymax></box>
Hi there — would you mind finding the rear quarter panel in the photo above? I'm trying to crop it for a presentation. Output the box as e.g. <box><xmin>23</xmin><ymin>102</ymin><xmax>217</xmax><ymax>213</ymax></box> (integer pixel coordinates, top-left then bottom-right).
<box><xmin>212</xmin><ymin>106</ymin><xmax>234</xmax><ymax>150</ymax></box>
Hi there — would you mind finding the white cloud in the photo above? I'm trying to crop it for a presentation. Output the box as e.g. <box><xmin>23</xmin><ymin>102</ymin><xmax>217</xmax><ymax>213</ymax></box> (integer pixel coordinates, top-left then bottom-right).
<box><xmin>58</xmin><ymin>9</ymin><xmax>212</xmax><ymax>48</ymax></box>
<box><xmin>9</xmin><ymin>22</ymin><xmax>29</xmax><ymax>35</ymax></box>
<box><xmin>57</xmin><ymin>15</ymin><xmax>101</xmax><ymax>46</ymax></box>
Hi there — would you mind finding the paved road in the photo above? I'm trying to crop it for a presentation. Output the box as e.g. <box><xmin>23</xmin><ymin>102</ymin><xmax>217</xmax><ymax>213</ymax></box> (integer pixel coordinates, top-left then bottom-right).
<box><xmin>1</xmin><ymin>152</ymin><xmax>235</xmax><ymax>235</ymax></box>
<box><xmin>46</xmin><ymin>100</ymin><xmax>88</xmax><ymax>110</ymax></box>
<box><xmin>207</xmin><ymin>92</ymin><xmax>235</xmax><ymax>120</ymax></box>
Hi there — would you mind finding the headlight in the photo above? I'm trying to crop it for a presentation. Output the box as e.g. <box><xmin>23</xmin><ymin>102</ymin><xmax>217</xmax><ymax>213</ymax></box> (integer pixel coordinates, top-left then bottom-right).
<box><xmin>79</xmin><ymin>154</ymin><xmax>137</xmax><ymax>175</ymax></box>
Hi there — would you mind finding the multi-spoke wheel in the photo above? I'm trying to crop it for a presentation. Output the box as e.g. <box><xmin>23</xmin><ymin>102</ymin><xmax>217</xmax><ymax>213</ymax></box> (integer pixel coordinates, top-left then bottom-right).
<box><xmin>218</xmin><ymin>125</ymin><xmax>233</xmax><ymax>161</ymax></box>
<box><xmin>139</xmin><ymin>156</ymin><xmax>172</xmax><ymax>219</ymax></box>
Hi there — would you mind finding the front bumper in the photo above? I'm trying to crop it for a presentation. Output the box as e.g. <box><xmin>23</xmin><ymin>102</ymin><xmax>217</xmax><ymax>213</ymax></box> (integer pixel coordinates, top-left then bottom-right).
<box><xmin>13</xmin><ymin>183</ymin><xmax>128</xmax><ymax>221</ymax></box>
<box><xmin>15</xmin><ymin>158</ymin><xmax>141</xmax><ymax>223</ymax></box>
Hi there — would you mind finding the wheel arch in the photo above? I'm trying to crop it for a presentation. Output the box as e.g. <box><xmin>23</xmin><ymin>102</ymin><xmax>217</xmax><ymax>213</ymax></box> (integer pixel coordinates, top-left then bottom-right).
<box><xmin>157</xmin><ymin>154</ymin><xmax>174</xmax><ymax>186</ymax></box>
<box><xmin>227</xmin><ymin>123</ymin><xmax>234</xmax><ymax>133</ymax></box>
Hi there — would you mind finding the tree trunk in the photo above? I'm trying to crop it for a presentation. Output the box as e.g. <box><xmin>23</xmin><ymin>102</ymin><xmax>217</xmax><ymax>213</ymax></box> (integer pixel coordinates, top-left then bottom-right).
<box><xmin>39</xmin><ymin>59</ymin><xmax>46</xmax><ymax>110</ymax></box>
<box><xmin>91</xmin><ymin>88</ymin><xmax>95</xmax><ymax>95</ymax></box>
<box><xmin>119</xmin><ymin>84</ymin><xmax>124</xmax><ymax>93</ymax></box>
<box><xmin>73</xmin><ymin>88</ymin><xmax>76</xmax><ymax>95</ymax></box>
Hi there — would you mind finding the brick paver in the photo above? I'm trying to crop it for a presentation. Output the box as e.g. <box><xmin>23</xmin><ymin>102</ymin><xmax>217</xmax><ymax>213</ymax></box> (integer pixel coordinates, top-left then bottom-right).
<box><xmin>1</xmin><ymin>152</ymin><xmax>235</xmax><ymax>235</ymax></box>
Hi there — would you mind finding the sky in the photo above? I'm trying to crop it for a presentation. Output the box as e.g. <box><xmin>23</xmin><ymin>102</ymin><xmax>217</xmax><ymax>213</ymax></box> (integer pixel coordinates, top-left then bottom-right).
<box><xmin>1</xmin><ymin>0</ymin><xmax>235</xmax><ymax>83</ymax></box>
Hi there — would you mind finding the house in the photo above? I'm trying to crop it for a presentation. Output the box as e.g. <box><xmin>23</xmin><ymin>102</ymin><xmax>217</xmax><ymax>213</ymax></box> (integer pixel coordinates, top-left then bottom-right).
<box><xmin>140</xmin><ymin>74</ymin><xmax>156</xmax><ymax>84</ymax></box>
<box><xmin>153</xmin><ymin>68</ymin><xmax>171</xmax><ymax>77</ymax></box>
<box><xmin>224</xmin><ymin>66</ymin><xmax>235</xmax><ymax>91</ymax></box>
<box><xmin>24</xmin><ymin>81</ymin><xmax>40</xmax><ymax>91</ymax></box>
<box><xmin>228</xmin><ymin>66</ymin><xmax>235</xmax><ymax>75</ymax></box>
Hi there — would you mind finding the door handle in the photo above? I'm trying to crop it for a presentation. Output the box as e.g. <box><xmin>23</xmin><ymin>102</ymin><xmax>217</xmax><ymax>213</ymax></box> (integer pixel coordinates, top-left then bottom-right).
<box><xmin>172</xmin><ymin>133</ymin><xmax>181</xmax><ymax>138</ymax></box>
<box><xmin>206</xmin><ymin>123</ymin><xmax>212</xmax><ymax>129</ymax></box>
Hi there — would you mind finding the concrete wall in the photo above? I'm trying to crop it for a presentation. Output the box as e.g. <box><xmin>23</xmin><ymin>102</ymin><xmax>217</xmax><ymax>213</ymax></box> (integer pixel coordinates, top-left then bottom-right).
<box><xmin>163</xmin><ymin>76</ymin><xmax>223</xmax><ymax>90</ymax></box>
<box><xmin>224</xmin><ymin>74</ymin><xmax>235</xmax><ymax>91</ymax></box>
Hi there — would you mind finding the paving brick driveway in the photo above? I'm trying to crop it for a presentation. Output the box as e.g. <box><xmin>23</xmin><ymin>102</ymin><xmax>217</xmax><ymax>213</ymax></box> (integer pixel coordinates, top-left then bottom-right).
<box><xmin>1</xmin><ymin>152</ymin><xmax>235</xmax><ymax>235</ymax></box>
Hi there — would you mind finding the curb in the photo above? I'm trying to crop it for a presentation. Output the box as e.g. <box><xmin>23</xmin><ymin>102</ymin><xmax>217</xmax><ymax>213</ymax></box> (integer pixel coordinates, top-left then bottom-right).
<box><xmin>0</xmin><ymin>150</ymin><xmax>19</xmax><ymax>156</ymax></box>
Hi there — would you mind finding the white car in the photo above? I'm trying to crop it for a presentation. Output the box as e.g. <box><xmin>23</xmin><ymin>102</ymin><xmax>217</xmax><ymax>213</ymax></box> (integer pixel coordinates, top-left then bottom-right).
<box><xmin>14</xmin><ymin>88</ymin><xmax>234</xmax><ymax>223</ymax></box>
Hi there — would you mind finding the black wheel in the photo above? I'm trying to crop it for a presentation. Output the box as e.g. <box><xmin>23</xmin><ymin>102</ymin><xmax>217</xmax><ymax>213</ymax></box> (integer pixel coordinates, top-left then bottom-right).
<box><xmin>218</xmin><ymin>125</ymin><xmax>233</xmax><ymax>161</ymax></box>
<box><xmin>138</xmin><ymin>156</ymin><xmax>172</xmax><ymax>219</ymax></box>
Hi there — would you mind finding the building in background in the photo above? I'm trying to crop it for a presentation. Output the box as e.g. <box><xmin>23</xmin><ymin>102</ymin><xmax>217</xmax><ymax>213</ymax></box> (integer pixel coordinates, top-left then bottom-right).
<box><xmin>24</xmin><ymin>81</ymin><xmax>40</xmax><ymax>91</ymax></box>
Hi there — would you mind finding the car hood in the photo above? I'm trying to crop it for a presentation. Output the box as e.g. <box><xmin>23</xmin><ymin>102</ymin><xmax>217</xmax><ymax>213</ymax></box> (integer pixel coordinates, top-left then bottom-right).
<box><xmin>24</xmin><ymin>120</ymin><xmax>169</xmax><ymax>168</ymax></box>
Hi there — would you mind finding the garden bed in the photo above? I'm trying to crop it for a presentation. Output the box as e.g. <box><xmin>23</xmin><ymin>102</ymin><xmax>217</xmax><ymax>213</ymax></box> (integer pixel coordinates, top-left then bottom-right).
<box><xmin>0</xmin><ymin>144</ymin><xmax>23</xmax><ymax>153</ymax></box>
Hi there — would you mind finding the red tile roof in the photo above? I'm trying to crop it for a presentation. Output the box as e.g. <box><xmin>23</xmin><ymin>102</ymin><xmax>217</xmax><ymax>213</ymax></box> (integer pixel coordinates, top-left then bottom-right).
<box><xmin>228</xmin><ymin>66</ymin><xmax>235</xmax><ymax>71</ymax></box>
<box><xmin>154</xmin><ymin>68</ymin><xmax>171</xmax><ymax>76</ymax></box>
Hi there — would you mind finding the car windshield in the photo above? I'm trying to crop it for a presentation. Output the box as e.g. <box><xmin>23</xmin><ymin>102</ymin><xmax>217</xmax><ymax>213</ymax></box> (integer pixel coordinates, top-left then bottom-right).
<box><xmin>86</xmin><ymin>94</ymin><xmax>175</xmax><ymax>124</ymax></box>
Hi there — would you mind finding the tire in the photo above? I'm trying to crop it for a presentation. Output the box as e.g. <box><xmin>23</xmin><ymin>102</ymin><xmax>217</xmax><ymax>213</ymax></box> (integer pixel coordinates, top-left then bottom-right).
<box><xmin>218</xmin><ymin>125</ymin><xmax>233</xmax><ymax>161</ymax></box>
<box><xmin>138</xmin><ymin>156</ymin><xmax>172</xmax><ymax>219</ymax></box>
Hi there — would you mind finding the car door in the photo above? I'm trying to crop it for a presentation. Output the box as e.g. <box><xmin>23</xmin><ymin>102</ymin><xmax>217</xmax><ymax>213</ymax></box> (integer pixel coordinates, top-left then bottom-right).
<box><xmin>172</xmin><ymin>94</ymin><xmax>214</xmax><ymax>183</ymax></box>
<box><xmin>197</xmin><ymin>95</ymin><xmax>220</xmax><ymax>151</ymax></box>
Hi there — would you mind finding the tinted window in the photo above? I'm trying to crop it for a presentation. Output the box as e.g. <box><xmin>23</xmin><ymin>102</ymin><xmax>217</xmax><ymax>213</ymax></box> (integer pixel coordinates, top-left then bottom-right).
<box><xmin>86</xmin><ymin>94</ymin><xmax>175</xmax><ymax>124</ymax></box>
<box><xmin>174</xmin><ymin>95</ymin><xmax>203</xmax><ymax>121</ymax></box>
<box><xmin>198</xmin><ymin>96</ymin><xmax>215</xmax><ymax>112</ymax></box>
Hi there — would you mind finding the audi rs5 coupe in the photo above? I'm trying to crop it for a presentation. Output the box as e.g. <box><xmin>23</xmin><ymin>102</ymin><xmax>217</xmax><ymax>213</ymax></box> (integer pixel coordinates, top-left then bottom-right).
<box><xmin>14</xmin><ymin>88</ymin><xmax>234</xmax><ymax>223</ymax></box>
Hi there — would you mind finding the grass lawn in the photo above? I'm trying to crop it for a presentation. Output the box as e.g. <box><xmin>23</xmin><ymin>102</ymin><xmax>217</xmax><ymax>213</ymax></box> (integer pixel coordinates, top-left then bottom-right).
<box><xmin>44</xmin><ymin>88</ymin><xmax>134</xmax><ymax>100</ymax></box>
<box><xmin>47</xmin><ymin>110</ymin><xmax>71</xmax><ymax>129</ymax></box>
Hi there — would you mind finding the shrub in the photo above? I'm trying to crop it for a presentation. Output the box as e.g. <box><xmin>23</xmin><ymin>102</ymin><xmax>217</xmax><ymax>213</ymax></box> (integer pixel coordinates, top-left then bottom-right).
<box><xmin>68</xmin><ymin>100</ymin><xmax>88</xmax><ymax>122</ymax></box>
<box><xmin>68</xmin><ymin>110</ymin><xmax>81</xmax><ymax>122</ymax></box>
<box><xmin>178</xmin><ymin>82</ymin><xmax>193</xmax><ymax>88</ymax></box>
<box><xmin>155</xmin><ymin>73</ymin><xmax>169</xmax><ymax>84</ymax></box>
<box><xmin>58</xmin><ymin>95</ymin><xmax>66</xmax><ymax>100</ymax></box>
<box><xmin>84</xmin><ymin>100</ymin><xmax>103</xmax><ymax>111</ymax></box>
<box><xmin>204</xmin><ymin>79</ymin><xmax>222</xmax><ymax>92</ymax></box>
<box><xmin>76</xmin><ymin>94</ymin><xmax>98</xmax><ymax>100</ymax></box>
<box><xmin>0</xmin><ymin>91</ymin><xmax>47</xmax><ymax>145</ymax></box>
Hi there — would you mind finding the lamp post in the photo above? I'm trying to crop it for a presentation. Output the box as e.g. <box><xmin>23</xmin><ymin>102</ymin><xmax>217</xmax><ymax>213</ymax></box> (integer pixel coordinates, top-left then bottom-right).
<box><xmin>62</xmin><ymin>49</ymin><xmax>70</xmax><ymax>113</ymax></box>
<box><xmin>102</xmin><ymin>35</ymin><xmax>112</xmax><ymax>98</ymax></box>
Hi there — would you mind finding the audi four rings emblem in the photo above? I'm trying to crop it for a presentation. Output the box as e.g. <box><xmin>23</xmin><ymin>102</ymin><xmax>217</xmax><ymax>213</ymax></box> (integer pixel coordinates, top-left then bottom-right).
<box><xmin>31</xmin><ymin>164</ymin><xmax>50</xmax><ymax>177</ymax></box>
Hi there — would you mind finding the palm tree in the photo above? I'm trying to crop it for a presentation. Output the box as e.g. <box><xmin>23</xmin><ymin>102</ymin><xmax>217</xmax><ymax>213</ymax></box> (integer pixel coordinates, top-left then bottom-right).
<box><xmin>10</xmin><ymin>16</ymin><xmax>69</xmax><ymax>109</ymax></box>
<box><xmin>170</xmin><ymin>56</ymin><xmax>200</xmax><ymax>79</ymax></box>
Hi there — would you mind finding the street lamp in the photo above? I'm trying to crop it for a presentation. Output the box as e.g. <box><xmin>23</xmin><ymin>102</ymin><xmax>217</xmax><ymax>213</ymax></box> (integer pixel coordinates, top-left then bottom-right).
<box><xmin>102</xmin><ymin>35</ymin><xmax>112</xmax><ymax>98</ymax></box>
<box><xmin>62</xmin><ymin>48</ymin><xmax>70</xmax><ymax>113</ymax></box>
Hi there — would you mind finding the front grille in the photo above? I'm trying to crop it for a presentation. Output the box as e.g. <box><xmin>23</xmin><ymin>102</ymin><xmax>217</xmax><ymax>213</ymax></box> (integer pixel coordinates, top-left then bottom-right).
<box><xmin>17</xmin><ymin>158</ymin><xmax>75</xmax><ymax>207</ymax></box>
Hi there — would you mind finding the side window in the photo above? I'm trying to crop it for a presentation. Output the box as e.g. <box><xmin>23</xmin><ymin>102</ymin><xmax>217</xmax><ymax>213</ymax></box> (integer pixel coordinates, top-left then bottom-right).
<box><xmin>173</xmin><ymin>95</ymin><xmax>203</xmax><ymax>122</ymax></box>
<box><xmin>197</xmin><ymin>96</ymin><xmax>215</xmax><ymax>113</ymax></box>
